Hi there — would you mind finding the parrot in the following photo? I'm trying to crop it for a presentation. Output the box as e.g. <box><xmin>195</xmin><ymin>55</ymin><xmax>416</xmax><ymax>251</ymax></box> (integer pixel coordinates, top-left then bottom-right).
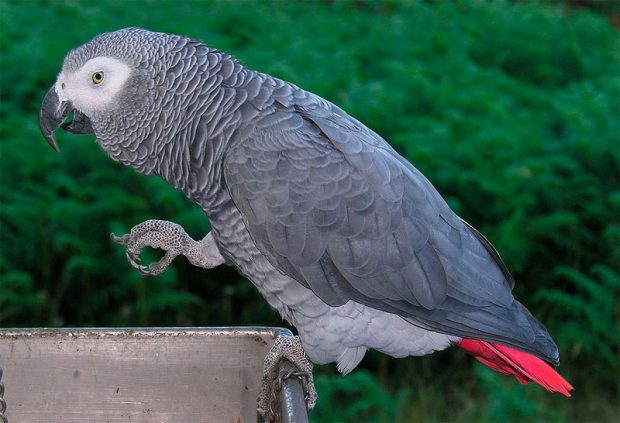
<box><xmin>39</xmin><ymin>28</ymin><xmax>573</xmax><ymax>414</ymax></box>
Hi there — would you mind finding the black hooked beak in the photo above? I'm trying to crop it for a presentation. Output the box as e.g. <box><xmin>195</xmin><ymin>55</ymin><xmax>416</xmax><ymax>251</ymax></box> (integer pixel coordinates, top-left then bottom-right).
<box><xmin>39</xmin><ymin>85</ymin><xmax>94</xmax><ymax>152</ymax></box>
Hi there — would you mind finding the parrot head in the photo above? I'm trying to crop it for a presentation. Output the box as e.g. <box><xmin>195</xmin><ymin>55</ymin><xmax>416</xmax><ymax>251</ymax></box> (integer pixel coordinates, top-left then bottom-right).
<box><xmin>39</xmin><ymin>54</ymin><xmax>133</xmax><ymax>151</ymax></box>
<box><xmin>38</xmin><ymin>28</ymin><xmax>178</xmax><ymax>163</ymax></box>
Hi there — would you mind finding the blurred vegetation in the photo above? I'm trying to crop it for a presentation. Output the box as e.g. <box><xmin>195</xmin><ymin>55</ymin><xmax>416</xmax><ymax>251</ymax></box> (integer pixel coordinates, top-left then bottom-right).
<box><xmin>0</xmin><ymin>0</ymin><xmax>618</xmax><ymax>421</ymax></box>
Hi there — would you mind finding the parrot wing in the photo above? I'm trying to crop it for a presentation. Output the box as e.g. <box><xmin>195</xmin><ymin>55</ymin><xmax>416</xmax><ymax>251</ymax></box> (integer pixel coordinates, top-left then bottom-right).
<box><xmin>223</xmin><ymin>89</ymin><xmax>559</xmax><ymax>365</ymax></box>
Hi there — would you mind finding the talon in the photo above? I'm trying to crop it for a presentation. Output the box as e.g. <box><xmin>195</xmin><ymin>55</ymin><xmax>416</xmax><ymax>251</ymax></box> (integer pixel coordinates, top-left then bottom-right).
<box><xmin>138</xmin><ymin>265</ymin><xmax>153</xmax><ymax>276</ymax></box>
<box><xmin>111</xmin><ymin>233</ymin><xmax>128</xmax><ymax>245</ymax></box>
<box><xmin>128</xmin><ymin>260</ymin><xmax>141</xmax><ymax>271</ymax></box>
<box><xmin>140</xmin><ymin>258</ymin><xmax>167</xmax><ymax>276</ymax></box>
<box><xmin>125</xmin><ymin>252</ymin><xmax>162</xmax><ymax>276</ymax></box>
<box><xmin>127</xmin><ymin>250</ymin><xmax>141</xmax><ymax>263</ymax></box>
<box><xmin>126</xmin><ymin>251</ymin><xmax>144</xmax><ymax>270</ymax></box>
<box><xmin>138</xmin><ymin>264</ymin><xmax>163</xmax><ymax>277</ymax></box>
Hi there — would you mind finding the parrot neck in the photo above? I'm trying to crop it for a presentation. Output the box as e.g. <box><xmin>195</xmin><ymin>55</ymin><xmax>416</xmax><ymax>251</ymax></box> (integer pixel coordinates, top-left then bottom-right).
<box><xmin>155</xmin><ymin>63</ymin><xmax>271</xmax><ymax>216</ymax></box>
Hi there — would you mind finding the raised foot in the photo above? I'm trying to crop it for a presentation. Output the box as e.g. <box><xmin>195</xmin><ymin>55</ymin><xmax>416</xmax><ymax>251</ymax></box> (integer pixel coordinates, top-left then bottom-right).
<box><xmin>259</xmin><ymin>335</ymin><xmax>317</xmax><ymax>421</ymax></box>
<box><xmin>111</xmin><ymin>219</ymin><xmax>225</xmax><ymax>276</ymax></box>
<box><xmin>111</xmin><ymin>219</ymin><xmax>191</xmax><ymax>276</ymax></box>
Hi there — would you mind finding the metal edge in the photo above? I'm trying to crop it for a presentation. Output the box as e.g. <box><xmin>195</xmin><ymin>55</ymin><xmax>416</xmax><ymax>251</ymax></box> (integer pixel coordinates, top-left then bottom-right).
<box><xmin>0</xmin><ymin>326</ymin><xmax>290</xmax><ymax>340</ymax></box>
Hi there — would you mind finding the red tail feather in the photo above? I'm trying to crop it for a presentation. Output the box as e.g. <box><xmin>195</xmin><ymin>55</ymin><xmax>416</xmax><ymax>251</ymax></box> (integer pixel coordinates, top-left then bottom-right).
<box><xmin>458</xmin><ymin>339</ymin><xmax>573</xmax><ymax>397</ymax></box>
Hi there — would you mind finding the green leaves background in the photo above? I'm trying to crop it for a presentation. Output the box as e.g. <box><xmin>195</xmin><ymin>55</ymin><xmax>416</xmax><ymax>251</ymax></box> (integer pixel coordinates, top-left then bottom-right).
<box><xmin>1</xmin><ymin>1</ymin><xmax>618</xmax><ymax>421</ymax></box>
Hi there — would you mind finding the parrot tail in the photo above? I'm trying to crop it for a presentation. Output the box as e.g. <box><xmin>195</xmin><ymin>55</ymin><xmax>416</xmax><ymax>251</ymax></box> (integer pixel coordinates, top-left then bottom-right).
<box><xmin>458</xmin><ymin>339</ymin><xmax>573</xmax><ymax>397</ymax></box>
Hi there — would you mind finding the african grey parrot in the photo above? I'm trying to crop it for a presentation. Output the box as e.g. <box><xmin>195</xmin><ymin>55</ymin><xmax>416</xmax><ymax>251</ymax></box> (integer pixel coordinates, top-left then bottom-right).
<box><xmin>39</xmin><ymin>28</ymin><xmax>572</xmax><ymax>413</ymax></box>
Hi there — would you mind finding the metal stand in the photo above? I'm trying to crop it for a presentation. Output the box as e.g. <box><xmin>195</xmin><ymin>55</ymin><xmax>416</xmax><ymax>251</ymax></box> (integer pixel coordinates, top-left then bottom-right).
<box><xmin>0</xmin><ymin>327</ymin><xmax>310</xmax><ymax>422</ymax></box>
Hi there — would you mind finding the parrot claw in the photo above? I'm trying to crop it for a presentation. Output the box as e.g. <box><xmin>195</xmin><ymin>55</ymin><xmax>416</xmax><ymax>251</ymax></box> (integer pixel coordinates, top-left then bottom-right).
<box><xmin>111</xmin><ymin>219</ymin><xmax>191</xmax><ymax>277</ymax></box>
<box><xmin>112</xmin><ymin>220</ymin><xmax>226</xmax><ymax>275</ymax></box>
<box><xmin>126</xmin><ymin>250</ymin><xmax>141</xmax><ymax>264</ymax></box>
<box><xmin>258</xmin><ymin>335</ymin><xmax>317</xmax><ymax>419</ymax></box>
<box><xmin>125</xmin><ymin>250</ymin><xmax>150</xmax><ymax>274</ymax></box>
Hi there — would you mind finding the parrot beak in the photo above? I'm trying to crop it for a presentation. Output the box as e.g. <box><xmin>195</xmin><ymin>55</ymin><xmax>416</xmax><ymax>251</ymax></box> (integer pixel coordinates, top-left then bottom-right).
<box><xmin>39</xmin><ymin>86</ymin><xmax>68</xmax><ymax>152</ymax></box>
<box><xmin>39</xmin><ymin>85</ymin><xmax>94</xmax><ymax>152</ymax></box>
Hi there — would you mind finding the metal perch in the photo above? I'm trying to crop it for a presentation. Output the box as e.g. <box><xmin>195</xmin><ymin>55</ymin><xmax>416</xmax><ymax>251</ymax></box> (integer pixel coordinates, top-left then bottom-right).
<box><xmin>0</xmin><ymin>327</ymin><xmax>309</xmax><ymax>422</ymax></box>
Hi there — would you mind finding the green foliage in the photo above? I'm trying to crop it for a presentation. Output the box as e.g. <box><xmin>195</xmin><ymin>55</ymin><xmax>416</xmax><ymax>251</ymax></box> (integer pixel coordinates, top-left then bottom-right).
<box><xmin>1</xmin><ymin>0</ymin><xmax>618</xmax><ymax>421</ymax></box>
<box><xmin>312</xmin><ymin>370</ymin><xmax>409</xmax><ymax>422</ymax></box>
<box><xmin>470</xmin><ymin>365</ymin><xmax>566</xmax><ymax>423</ymax></box>
<box><xmin>537</xmin><ymin>265</ymin><xmax>620</xmax><ymax>385</ymax></box>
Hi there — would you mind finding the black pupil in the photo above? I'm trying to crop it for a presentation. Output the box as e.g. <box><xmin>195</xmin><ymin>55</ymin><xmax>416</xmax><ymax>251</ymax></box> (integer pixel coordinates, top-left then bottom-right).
<box><xmin>95</xmin><ymin>73</ymin><xmax>102</xmax><ymax>81</ymax></box>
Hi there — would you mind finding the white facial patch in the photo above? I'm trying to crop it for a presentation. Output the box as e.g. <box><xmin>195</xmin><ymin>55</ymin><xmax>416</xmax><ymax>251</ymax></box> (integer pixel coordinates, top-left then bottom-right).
<box><xmin>55</xmin><ymin>57</ymin><xmax>131</xmax><ymax>116</ymax></box>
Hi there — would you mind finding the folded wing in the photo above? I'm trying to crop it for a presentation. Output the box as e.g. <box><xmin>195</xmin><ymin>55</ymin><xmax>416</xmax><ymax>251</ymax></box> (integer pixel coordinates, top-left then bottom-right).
<box><xmin>224</xmin><ymin>89</ymin><xmax>559</xmax><ymax>365</ymax></box>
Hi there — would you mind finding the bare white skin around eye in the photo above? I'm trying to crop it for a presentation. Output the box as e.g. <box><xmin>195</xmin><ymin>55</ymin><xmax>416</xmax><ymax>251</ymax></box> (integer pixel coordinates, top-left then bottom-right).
<box><xmin>55</xmin><ymin>57</ymin><xmax>131</xmax><ymax>116</ymax></box>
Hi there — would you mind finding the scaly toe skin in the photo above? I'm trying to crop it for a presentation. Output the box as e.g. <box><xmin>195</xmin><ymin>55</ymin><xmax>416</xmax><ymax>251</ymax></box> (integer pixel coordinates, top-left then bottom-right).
<box><xmin>258</xmin><ymin>335</ymin><xmax>317</xmax><ymax>419</ymax></box>
<box><xmin>111</xmin><ymin>220</ymin><xmax>191</xmax><ymax>276</ymax></box>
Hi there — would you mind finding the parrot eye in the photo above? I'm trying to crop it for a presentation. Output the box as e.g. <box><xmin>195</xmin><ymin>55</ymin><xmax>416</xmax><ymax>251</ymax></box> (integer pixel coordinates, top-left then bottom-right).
<box><xmin>92</xmin><ymin>71</ymin><xmax>104</xmax><ymax>84</ymax></box>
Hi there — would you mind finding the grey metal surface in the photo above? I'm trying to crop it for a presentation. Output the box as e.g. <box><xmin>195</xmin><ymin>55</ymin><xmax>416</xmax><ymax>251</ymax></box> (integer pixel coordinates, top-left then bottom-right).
<box><xmin>0</xmin><ymin>327</ymin><xmax>307</xmax><ymax>422</ymax></box>
<box><xmin>279</xmin><ymin>360</ymin><xmax>309</xmax><ymax>423</ymax></box>
<box><xmin>0</xmin><ymin>367</ymin><xmax>6</xmax><ymax>423</ymax></box>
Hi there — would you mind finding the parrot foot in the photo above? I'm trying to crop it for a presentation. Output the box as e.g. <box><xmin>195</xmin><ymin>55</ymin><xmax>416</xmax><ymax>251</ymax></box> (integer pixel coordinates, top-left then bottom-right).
<box><xmin>258</xmin><ymin>335</ymin><xmax>317</xmax><ymax>420</ymax></box>
<box><xmin>111</xmin><ymin>219</ymin><xmax>225</xmax><ymax>276</ymax></box>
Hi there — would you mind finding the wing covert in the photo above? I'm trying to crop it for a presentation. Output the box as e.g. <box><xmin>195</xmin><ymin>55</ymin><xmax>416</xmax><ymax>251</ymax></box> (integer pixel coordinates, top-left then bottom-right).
<box><xmin>225</xmin><ymin>102</ymin><xmax>454</xmax><ymax>311</ymax></box>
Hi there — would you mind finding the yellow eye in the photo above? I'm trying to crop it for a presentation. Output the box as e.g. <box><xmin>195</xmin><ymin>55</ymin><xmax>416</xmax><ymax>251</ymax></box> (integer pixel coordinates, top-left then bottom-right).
<box><xmin>92</xmin><ymin>71</ymin><xmax>104</xmax><ymax>84</ymax></box>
